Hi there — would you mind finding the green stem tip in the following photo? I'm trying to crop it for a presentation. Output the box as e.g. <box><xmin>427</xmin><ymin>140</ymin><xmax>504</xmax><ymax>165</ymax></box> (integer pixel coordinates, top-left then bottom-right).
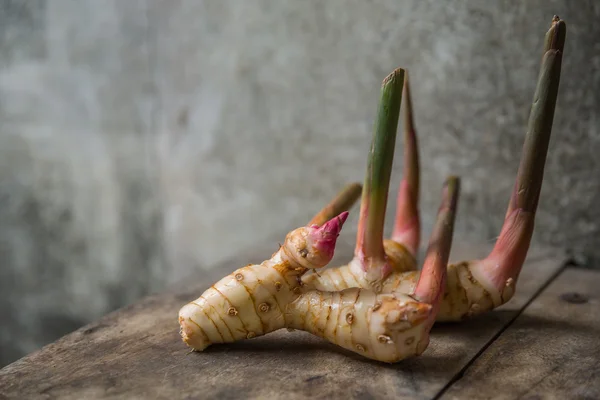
<box><xmin>509</xmin><ymin>16</ymin><xmax>565</xmax><ymax>215</ymax></box>
<box><xmin>544</xmin><ymin>15</ymin><xmax>566</xmax><ymax>54</ymax></box>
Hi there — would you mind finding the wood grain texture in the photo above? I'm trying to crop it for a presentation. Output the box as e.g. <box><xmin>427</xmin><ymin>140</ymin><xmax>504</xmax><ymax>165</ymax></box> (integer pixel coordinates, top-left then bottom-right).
<box><xmin>0</xmin><ymin>239</ymin><xmax>566</xmax><ymax>400</ymax></box>
<box><xmin>441</xmin><ymin>267</ymin><xmax>600</xmax><ymax>400</ymax></box>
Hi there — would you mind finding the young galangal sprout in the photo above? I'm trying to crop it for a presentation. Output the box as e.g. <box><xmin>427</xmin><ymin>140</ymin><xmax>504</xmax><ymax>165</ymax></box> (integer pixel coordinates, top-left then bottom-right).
<box><xmin>178</xmin><ymin>69</ymin><xmax>460</xmax><ymax>363</ymax></box>
<box><xmin>178</xmin><ymin>15</ymin><xmax>565</xmax><ymax>362</ymax></box>
<box><xmin>304</xmin><ymin>16</ymin><xmax>565</xmax><ymax>321</ymax></box>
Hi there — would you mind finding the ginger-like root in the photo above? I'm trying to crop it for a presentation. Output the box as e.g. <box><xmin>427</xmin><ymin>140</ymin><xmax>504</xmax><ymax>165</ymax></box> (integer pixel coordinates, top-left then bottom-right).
<box><xmin>307</xmin><ymin>16</ymin><xmax>566</xmax><ymax>322</ymax></box>
<box><xmin>179</xmin><ymin>212</ymin><xmax>349</xmax><ymax>351</ymax></box>
<box><xmin>177</xmin><ymin>175</ymin><xmax>459</xmax><ymax>364</ymax></box>
<box><xmin>288</xmin><ymin>177</ymin><xmax>459</xmax><ymax>362</ymax></box>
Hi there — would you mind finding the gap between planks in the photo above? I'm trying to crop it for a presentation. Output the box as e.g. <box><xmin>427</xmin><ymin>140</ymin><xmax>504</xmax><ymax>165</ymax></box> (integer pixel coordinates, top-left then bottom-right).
<box><xmin>432</xmin><ymin>258</ymin><xmax>573</xmax><ymax>400</ymax></box>
<box><xmin>439</xmin><ymin>266</ymin><xmax>600</xmax><ymax>399</ymax></box>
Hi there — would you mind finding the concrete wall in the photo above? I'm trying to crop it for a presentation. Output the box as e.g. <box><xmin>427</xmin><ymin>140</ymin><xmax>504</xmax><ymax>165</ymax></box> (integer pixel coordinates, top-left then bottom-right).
<box><xmin>1</xmin><ymin>0</ymin><xmax>598</xmax><ymax>366</ymax></box>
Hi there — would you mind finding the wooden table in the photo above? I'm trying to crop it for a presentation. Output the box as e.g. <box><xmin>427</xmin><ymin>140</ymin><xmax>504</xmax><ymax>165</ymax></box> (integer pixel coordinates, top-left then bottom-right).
<box><xmin>1</xmin><ymin>238</ymin><xmax>598</xmax><ymax>399</ymax></box>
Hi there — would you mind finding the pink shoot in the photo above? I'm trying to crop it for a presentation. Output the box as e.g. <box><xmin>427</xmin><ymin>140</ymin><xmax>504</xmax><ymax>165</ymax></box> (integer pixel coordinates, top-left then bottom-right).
<box><xmin>392</xmin><ymin>73</ymin><xmax>421</xmax><ymax>255</ymax></box>
<box><xmin>308</xmin><ymin>211</ymin><xmax>349</xmax><ymax>262</ymax></box>
<box><xmin>414</xmin><ymin>177</ymin><xmax>460</xmax><ymax>308</ymax></box>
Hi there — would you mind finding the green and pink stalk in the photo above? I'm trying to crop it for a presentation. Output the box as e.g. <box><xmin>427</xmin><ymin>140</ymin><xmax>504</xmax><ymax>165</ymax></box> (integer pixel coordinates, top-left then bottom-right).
<box><xmin>414</xmin><ymin>177</ymin><xmax>459</xmax><ymax>306</ymax></box>
<box><xmin>414</xmin><ymin>176</ymin><xmax>460</xmax><ymax>352</ymax></box>
<box><xmin>355</xmin><ymin>68</ymin><xmax>405</xmax><ymax>283</ymax></box>
<box><xmin>309</xmin><ymin>183</ymin><xmax>362</xmax><ymax>227</ymax></box>
<box><xmin>479</xmin><ymin>16</ymin><xmax>565</xmax><ymax>293</ymax></box>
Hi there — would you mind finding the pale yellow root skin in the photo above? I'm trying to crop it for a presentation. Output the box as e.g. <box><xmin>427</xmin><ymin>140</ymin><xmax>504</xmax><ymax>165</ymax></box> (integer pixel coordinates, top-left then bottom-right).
<box><xmin>302</xmin><ymin>239</ymin><xmax>516</xmax><ymax>322</ymax></box>
<box><xmin>179</xmin><ymin>254</ymin><xmax>435</xmax><ymax>361</ymax></box>
<box><xmin>288</xmin><ymin>288</ymin><xmax>432</xmax><ymax>363</ymax></box>
<box><xmin>179</xmin><ymin>252</ymin><xmax>297</xmax><ymax>350</ymax></box>
<box><xmin>304</xmin><ymin>259</ymin><xmax>514</xmax><ymax>322</ymax></box>
<box><xmin>179</xmin><ymin>223</ymin><xmax>502</xmax><ymax>360</ymax></box>
<box><xmin>178</xmin><ymin>228</ymin><xmax>438</xmax><ymax>362</ymax></box>
<box><xmin>302</xmin><ymin>240</ymin><xmax>417</xmax><ymax>291</ymax></box>
<box><xmin>179</xmin><ymin>222</ymin><xmax>311</xmax><ymax>352</ymax></box>
<box><xmin>380</xmin><ymin>260</ymin><xmax>515</xmax><ymax>321</ymax></box>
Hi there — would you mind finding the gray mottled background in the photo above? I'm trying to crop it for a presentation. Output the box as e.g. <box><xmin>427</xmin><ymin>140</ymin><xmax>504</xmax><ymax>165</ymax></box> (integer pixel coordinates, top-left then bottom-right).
<box><xmin>0</xmin><ymin>0</ymin><xmax>598</xmax><ymax>367</ymax></box>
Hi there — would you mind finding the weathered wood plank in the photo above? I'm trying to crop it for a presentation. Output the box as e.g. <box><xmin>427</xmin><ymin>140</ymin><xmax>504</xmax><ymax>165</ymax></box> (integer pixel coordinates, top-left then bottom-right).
<box><xmin>0</xmin><ymin>239</ymin><xmax>566</xmax><ymax>400</ymax></box>
<box><xmin>440</xmin><ymin>267</ymin><xmax>600</xmax><ymax>400</ymax></box>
